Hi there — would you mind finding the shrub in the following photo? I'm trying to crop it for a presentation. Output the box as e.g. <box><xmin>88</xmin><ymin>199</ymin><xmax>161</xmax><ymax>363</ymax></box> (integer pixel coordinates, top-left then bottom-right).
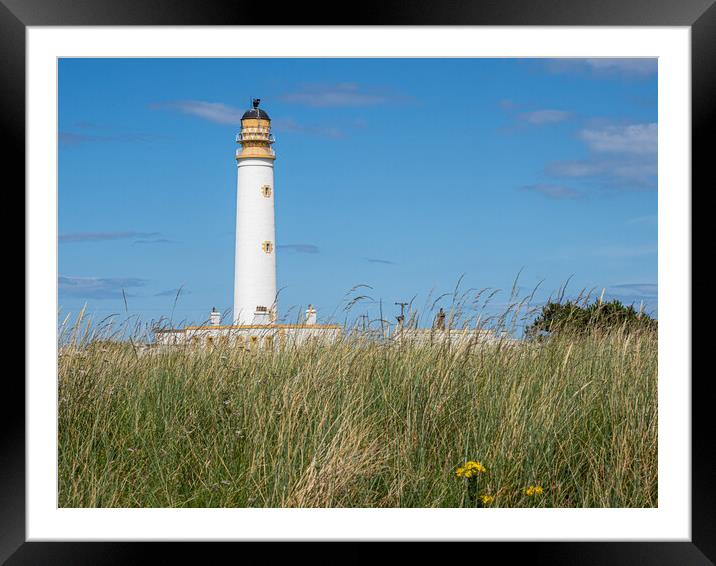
<box><xmin>525</xmin><ymin>298</ymin><xmax>657</xmax><ymax>338</ymax></box>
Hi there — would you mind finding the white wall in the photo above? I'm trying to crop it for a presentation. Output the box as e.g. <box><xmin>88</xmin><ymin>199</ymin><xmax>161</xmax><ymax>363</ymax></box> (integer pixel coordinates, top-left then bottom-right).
<box><xmin>154</xmin><ymin>326</ymin><xmax>342</xmax><ymax>349</ymax></box>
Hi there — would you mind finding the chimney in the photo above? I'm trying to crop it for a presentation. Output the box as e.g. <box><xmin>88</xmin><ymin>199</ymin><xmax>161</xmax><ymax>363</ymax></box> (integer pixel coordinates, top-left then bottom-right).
<box><xmin>209</xmin><ymin>307</ymin><xmax>221</xmax><ymax>326</ymax></box>
<box><xmin>305</xmin><ymin>304</ymin><xmax>317</xmax><ymax>325</ymax></box>
<box><xmin>434</xmin><ymin>307</ymin><xmax>446</xmax><ymax>331</ymax></box>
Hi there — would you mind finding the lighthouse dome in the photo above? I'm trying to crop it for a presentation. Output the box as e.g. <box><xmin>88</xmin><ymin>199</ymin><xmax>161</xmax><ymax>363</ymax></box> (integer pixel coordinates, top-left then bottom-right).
<box><xmin>242</xmin><ymin>106</ymin><xmax>270</xmax><ymax>121</ymax></box>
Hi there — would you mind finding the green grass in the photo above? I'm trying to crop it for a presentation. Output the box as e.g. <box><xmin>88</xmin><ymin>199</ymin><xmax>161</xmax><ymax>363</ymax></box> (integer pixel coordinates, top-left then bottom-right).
<box><xmin>58</xmin><ymin>324</ymin><xmax>657</xmax><ymax>508</ymax></box>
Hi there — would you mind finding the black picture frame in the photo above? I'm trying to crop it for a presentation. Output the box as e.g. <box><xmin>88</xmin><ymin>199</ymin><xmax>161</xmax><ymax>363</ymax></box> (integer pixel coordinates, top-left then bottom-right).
<box><xmin>7</xmin><ymin>0</ymin><xmax>709</xmax><ymax>562</ymax></box>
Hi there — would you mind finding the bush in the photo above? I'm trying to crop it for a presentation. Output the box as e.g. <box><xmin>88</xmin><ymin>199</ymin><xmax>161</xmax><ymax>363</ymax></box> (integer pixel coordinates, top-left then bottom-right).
<box><xmin>525</xmin><ymin>298</ymin><xmax>657</xmax><ymax>338</ymax></box>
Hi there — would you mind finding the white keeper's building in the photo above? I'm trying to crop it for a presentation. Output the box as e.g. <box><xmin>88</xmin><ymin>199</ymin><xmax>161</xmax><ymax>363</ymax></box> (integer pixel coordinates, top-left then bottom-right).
<box><xmin>154</xmin><ymin>99</ymin><xmax>342</xmax><ymax>349</ymax></box>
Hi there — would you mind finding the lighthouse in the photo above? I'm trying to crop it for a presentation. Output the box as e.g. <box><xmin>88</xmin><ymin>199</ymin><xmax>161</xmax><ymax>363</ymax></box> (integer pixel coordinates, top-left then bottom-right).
<box><xmin>153</xmin><ymin>97</ymin><xmax>345</xmax><ymax>349</ymax></box>
<box><xmin>233</xmin><ymin>99</ymin><xmax>277</xmax><ymax>325</ymax></box>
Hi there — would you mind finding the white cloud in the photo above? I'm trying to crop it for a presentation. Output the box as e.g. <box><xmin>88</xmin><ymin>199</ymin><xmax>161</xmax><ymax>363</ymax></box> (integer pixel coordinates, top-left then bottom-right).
<box><xmin>518</xmin><ymin>109</ymin><xmax>572</xmax><ymax>125</ymax></box>
<box><xmin>155</xmin><ymin>288</ymin><xmax>191</xmax><ymax>297</ymax></box>
<box><xmin>543</xmin><ymin>58</ymin><xmax>657</xmax><ymax>78</ymax></box>
<box><xmin>520</xmin><ymin>184</ymin><xmax>583</xmax><ymax>200</ymax></box>
<box><xmin>60</xmin><ymin>131</ymin><xmax>160</xmax><ymax>147</ymax></box>
<box><xmin>546</xmin><ymin>157</ymin><xmax>656</xmax><ymax>188</ymax></box>
<box><xmin>280</xmin><ymin>83</ymin><xmax>411</xmax><ymax>107</ymax></box>
<box><xmin>544</xmin><ymin>122</ymin><xmax>657</xmax><ymax>190</ymax></box>
<box><xmin>271</xmin><ymin>118</ymin><xmax>345</xmax><ymax>139</ymax></box>
<box><xmin>60</xmin><ymin>231</ymin><xmax>161</xmax><ymax>243</ymax></box>
<box><xmin>546</xmin><ymin>160</ymin><xmax>604</xmax><ymax>178</ymax></box>
<box><xmin>579</xmin><ymin>123</ymin><xmax>657</xmax><ymax>155</ymax></box>
<box><xmin>366</xmin><ymin>258</ymin><xmax>396</xmax><ymax>265</ymax></box>
<box><xmin>583</xmin><ymin>58</ymin><xmax>657</xmax><ymax>77</ymax></box>
<box><xmin>152</xmin><ymin>101</ymin><xmax>244</xmax><ymax>125</ymax></box>
<box><xmin>278</xmin><ymin>244</ymin><xmax>320</xmax><ymax>254</ymax></box>
<box><xmin>152</xmin><ymin>101</ymin><xmax>348</xmax><ymax>138</ymax></box>
<box><xmin>610</xmin><ymin>160</ymin><xmax>658</xmax><ymax>183</ymax></box>
<box><xmin>59</xmin><ymin>276</ymin><xmax>147</xmax><ymax>299</ymax></box>
<box><xmin>609</xmin><ymin>283</ymin><xmax>658</xmax><ymax>296</ymax></box>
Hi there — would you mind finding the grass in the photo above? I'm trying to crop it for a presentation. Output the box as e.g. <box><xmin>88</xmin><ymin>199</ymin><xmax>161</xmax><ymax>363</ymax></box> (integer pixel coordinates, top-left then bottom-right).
<box><xmin>58</xmin><ymin>315</ymin><xmax>657</xmax><ymax>508</ymax></box>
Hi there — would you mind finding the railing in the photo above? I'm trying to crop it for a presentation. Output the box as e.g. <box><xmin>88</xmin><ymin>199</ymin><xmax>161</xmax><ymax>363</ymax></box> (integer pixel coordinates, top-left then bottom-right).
<box><xmin>235</xmin><ymin>132</ymin><xmax>275</xmax><ymax>143</ymax></box>
<box><xmin>242</xmin><ymin>127</ymin><xmax>269</xmax><ymax>134</ymax></box>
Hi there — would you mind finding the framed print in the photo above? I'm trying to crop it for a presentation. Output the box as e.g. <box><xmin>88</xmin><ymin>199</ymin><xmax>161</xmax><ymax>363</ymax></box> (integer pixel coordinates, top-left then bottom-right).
<box><xmin>7</xmin><ymin>0</ymin><xmax>711</xmax><ymax>562</ymax></box>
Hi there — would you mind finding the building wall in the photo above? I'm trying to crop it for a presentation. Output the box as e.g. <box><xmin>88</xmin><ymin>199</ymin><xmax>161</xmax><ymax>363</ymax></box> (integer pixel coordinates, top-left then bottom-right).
<box><xmin>234</xmin><ymin>157</ymin><xmax>277</xmax><ymax>324</ymax></box>
<box><xmin>154</xmin><ymin>325</ymin><xmax>342</xmax><ymax>350</ymax></box>
<box><xmin>391</xmin><ymin>327</ymin><xmax>510</xmax><ymax>348</ymax></box>
<box><xmin>154</xmin><ymin>325</ymin><xmax>512</xmax><ymax>351</ymax></box>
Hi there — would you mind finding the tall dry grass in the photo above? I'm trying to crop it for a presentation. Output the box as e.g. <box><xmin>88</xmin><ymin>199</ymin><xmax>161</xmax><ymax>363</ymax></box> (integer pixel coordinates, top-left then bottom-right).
<box><xmin>58</xmin><ymin>313</ymin><xmax>657</xmax><ymax>508</ymax></box>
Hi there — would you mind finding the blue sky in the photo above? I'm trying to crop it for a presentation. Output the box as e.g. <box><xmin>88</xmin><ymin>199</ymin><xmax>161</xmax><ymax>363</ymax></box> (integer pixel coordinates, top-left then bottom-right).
<box><xmin>58</xmin><ymin>58</ymin><xmax>657</xmax><ymax>331</ymax></box>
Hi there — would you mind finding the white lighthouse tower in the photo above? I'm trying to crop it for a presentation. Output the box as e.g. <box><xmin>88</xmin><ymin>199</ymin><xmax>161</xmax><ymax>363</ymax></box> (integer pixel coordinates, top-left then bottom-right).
<box><xmin>153</xmin><ymin>98</ymin><xmax>344</xmax><ymax>350</ymax></box>
<box><xmin>233</xmin><ymin>99</ymin><xmax>277</xmax><ymax>325</ymax></box>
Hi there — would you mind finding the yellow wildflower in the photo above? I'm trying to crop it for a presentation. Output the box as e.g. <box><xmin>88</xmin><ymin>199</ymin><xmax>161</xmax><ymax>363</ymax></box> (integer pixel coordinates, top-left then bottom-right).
<box><xmin>524</xmin><ymin>485</ymin><xmax>544</xmax><ymax>496</ymax></box>
<box><xmin>455</xmin><ymin>460</ymin><xmax>487</xmax><ymax>478</ymax></box>
<box><xmin>479</xmin><ymin>494</ymin><xmax>494</xmax><ymax>505</ymax></box>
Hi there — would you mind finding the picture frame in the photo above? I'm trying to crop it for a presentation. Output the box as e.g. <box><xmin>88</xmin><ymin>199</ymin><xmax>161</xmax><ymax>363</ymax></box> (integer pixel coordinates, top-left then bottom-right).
<box><xmin>8</xmin><ymin>0</ymin><xmax>709</xmax><ymax>561</ymax></box>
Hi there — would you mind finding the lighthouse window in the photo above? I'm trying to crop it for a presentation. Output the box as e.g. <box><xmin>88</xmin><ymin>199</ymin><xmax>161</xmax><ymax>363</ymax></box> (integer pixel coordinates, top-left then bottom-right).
<box><xmin>262</xmin><ymin>241</ymin><xmax>273</xmax><ymax>254</ymax></box>
<box><xmin>261</xmin><ymin>185</ymin><xmax>272</xmax><ymax>198</ymax></box>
